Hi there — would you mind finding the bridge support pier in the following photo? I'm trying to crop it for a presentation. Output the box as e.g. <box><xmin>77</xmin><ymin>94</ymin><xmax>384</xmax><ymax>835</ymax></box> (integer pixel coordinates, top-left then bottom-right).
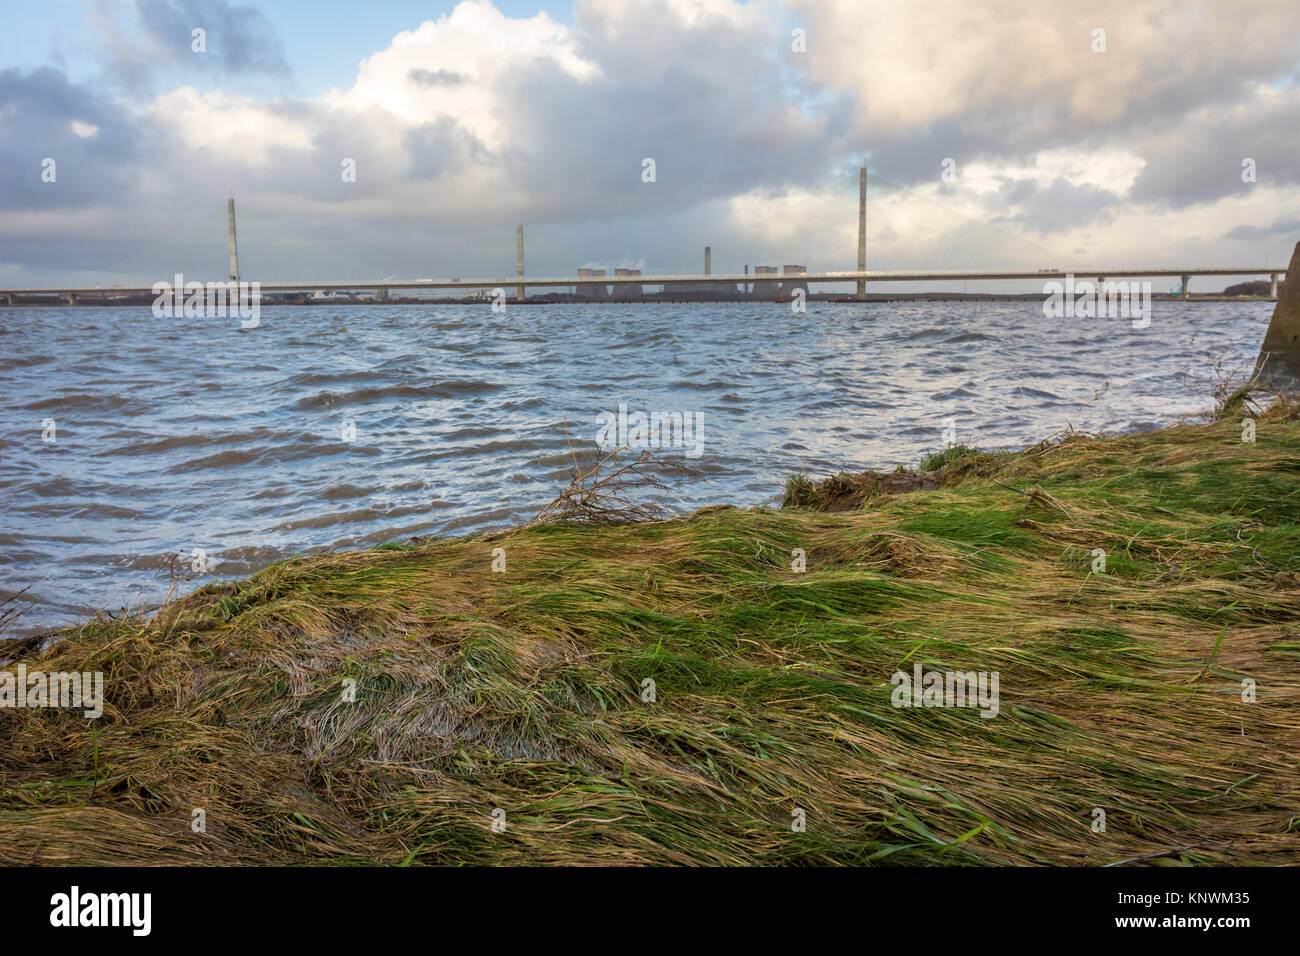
<box><xmin>377</xmin><ymin>287</ymin><xmax>388</xmax><ymax>301</ymax></box>
<box><xmin>65</xmin><ymin>293</ymin><xmax>76</xmax><ymax>306</ymax></box>
<box><xmin>1256</xmin><ymin>243</ymin><xmax>1300</xmax><ymax>387</ymax></box>
<box><xmin>1180</xmin><ymin>275</ymin><xmax>1190</xmax><ymax>298</ymax></box>
<box><xmin>1</xmin><ymin>294</ymin><xmax>9</xmax><ymax>306</ymax></box>
<box><xmin>1271</xmin><ymin>273</ymin><xmax>1279</xmax><ymax>299</ymax></box>
<box><xmin>1098</xmin><ymin>277</ymin><xmax>1106</xmax><ymax>303</ymax></box>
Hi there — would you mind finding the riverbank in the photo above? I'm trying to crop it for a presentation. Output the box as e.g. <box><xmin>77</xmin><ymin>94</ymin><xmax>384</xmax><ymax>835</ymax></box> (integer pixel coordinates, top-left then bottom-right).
<box><xmin>2</xmin><ymin>402</ymin><xmax>1298</xmax><ymax>865</ymax></box>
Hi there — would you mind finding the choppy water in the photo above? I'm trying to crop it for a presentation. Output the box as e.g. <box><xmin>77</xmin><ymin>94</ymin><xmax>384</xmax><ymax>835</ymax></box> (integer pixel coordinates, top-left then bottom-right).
<box><xmin>0</xmin><ymin>300</ymin><xmax>1272</xmax><ymax>629</ymax></box>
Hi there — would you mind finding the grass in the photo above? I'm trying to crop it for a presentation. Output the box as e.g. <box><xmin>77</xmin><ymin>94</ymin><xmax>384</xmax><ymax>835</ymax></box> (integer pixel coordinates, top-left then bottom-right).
<box><xmin>1</xmin><ymin>403</ymin><xmax>1299</xmax><ymax>865</ymax></box>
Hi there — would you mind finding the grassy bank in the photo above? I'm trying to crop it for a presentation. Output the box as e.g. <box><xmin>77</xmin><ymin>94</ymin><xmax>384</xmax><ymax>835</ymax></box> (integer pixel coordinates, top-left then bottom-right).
<box><xmin>3</xmin><ymin>405</ymin><xmax>1299</xmax><ymax>865</ymax></box>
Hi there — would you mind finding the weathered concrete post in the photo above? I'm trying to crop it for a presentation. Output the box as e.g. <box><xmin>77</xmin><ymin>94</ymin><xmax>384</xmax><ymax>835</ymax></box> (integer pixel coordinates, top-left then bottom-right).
<box><xmin>227</xmin><ymin>198</ymin><xmax>239</xmax><ymax>282</ymax></box>
<box><xmin>1256</xmin><ymin>242</ymin><xmax>1300</xmax><ymax>386</ymax></box>
<box><xmin>857</xmin><ymin>167</ymin><xmax>867</xmax><ymax>298</ymax></box>
<box><xmin>516</xmin><ymin>225</ymin><xmax>525</xmax><ymax>301</ymax></box>
<box><xmin>1270</xmin><ymin>273</ymin><xmax>1278</xmax><ymax>299</ymax></box>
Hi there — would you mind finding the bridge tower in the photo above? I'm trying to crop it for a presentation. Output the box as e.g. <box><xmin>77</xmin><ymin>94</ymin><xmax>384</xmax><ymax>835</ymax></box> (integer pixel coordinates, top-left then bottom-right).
<box><xmin>227</xmin><ymin>198</ymin><xmax>239</xmax><ymax>282</ymax></box>
<box><xmin>516</xmin><ymin>225</ymin><xmax>525</xmax><ymax>301</ymax></box>
<box><xmin>856</xmin><ymin>167</ymin><xmax>867</xmax><ymax>298</ymax></box>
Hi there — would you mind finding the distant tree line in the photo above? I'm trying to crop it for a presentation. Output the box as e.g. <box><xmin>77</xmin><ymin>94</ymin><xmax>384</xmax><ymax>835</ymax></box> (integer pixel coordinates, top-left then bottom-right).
<box><xmin>1222</xmin><ymin>279</ymin><xmax>1285</xmax><ymax>296</ymax></box>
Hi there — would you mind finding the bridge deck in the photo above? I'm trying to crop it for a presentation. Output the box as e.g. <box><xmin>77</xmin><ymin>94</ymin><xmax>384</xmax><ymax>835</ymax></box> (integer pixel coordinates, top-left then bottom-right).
<box><xmin>0</xmin><ymin>266</ymin><xmax>1288</xmax><ymax>297</ymax></box>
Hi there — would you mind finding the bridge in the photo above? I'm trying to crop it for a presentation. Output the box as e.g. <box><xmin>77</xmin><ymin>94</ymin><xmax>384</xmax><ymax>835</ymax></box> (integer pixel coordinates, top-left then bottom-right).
<box><xmin>0</xmin><ymin>267</ymin><xmax>1289</xmax><ymax>304</ymax></box>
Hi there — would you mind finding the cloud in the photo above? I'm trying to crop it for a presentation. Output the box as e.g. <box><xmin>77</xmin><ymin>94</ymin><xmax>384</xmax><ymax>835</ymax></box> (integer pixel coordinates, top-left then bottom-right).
<box><xmin>789</xmin><ymin>0</ymin><xmax>1300</xmax><ymax>141</ymax></box>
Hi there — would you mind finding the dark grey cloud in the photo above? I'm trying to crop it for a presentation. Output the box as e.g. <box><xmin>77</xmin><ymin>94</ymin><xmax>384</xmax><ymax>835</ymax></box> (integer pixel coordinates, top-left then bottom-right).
<box><xmin>402</xmin><ymin>118</ymin><xmax>490</xmax><ymax>179</ymax></box>
<box><xmin>482</xmin><ymin>48</ymin><xmax>848</xmax><ymax>227</ymax></box>
<box><xmin>989</xmin><ymin>177</ymin><xmax>1120</xmax><ymax>232</ymax></box>
<box><xmin>1128</xmin><ymin>96</ymin><xmax>1300</xmax><ymax>207</ymax></box>
<box><xmin>1224</xmin><ymin>218</ymin><xmax>1300</xmax><ymax>241</ymax></box>
<box><xmin>0</xmin><ymin>67</ymin><xmax>145</xmax><ymax>210</ymax></box>
<box><xmin>136</xmin><ymin>0</ymin><xmax>288</xmax><ymax>74</ymax></box>
<box><xmin>864</xmin><ymin>119</ymin><xmax>1006</xmax><ymax>189</ymax></box>
<box><xmin>95</xmin><ymin>0</ymin><xmax>288</xmax><ymax>96</ymax></box>
<box><xmin>408</xmin><ymin>69</ymin><xmax>466</xmax><ymax>88</ymax></box>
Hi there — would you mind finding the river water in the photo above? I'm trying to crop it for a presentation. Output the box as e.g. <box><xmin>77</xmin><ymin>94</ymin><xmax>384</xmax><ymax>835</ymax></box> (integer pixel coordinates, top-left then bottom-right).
<box><xmin>0</xmin><ymin>300</ymin><xmax>1272</xmax><ymax>629</ymax></box>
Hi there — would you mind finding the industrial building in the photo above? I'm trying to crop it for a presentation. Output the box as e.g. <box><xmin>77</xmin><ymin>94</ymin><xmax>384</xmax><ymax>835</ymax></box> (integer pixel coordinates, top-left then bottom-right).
<box><xmin>751</xmin><ymin>266</ymin><xmax>780</xmax><ymax>298</ymax></box>
<box><xmin>576</xmin><ymin>268</ymin><xmax>608</xmax><ymax>298</ymax></box>
<box><xmin>778</xmin><ymin>265</ymin><xmax>808</xmax><ymax>299</ymax></box>
<box><xmin>612</xmin><ymin>268</ymin><xmax>644</xmax><ymax>298</ymax></box>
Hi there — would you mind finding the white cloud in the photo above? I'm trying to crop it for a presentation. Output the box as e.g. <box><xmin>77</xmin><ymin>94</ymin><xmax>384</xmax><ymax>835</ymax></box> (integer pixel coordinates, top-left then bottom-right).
<box><xmin>148</xmin><ymin>87</ymin><xmax>315</xmax><ymax>163</ymax></box>
<box><xmin>331</xmin><ymin>1</ymin><xmax>598</xmax><ymax>150</ymax></box>
<box><xmin>956</xmin><ymin>149</ymin><xmax>1146</xmax><ymax>196</ymax></box>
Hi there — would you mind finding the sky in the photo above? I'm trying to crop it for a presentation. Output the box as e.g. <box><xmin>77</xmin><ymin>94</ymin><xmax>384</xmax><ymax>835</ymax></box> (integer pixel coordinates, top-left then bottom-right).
<box><xmin>1</xmin><ymin>0</ymin><xmax>1297</xmax><ymax>289</ymax></box>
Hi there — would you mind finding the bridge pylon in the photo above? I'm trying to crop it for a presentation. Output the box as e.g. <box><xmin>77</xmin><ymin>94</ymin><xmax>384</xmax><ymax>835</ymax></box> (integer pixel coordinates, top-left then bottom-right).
<box><xmin>856</xmin><ymin>167</ymin><xmax>867</xmax><ymax>298</ymax></box>
<box><xmin>227</xmin><ymin>198</ymin><xmax>239</xmax><ymax>283</ymax></box>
